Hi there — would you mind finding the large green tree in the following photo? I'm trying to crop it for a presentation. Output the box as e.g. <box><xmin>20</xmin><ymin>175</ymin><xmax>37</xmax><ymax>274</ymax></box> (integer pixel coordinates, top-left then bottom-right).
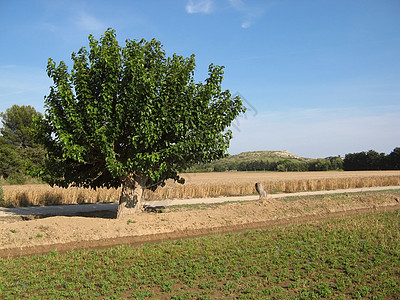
<box><xmin>0</xmin><ymin>105</ymin><xmax>45</xmax><ymax>179</ymax></box>
<box><xmin>35</xmin><ymin>29</ymin><xmax>245</xmax><ymax>217</ymax></box>
<box><xmin>1</xmin><ymin>105</ymin><xmax>42</xmax><ymax>147</ymax></box>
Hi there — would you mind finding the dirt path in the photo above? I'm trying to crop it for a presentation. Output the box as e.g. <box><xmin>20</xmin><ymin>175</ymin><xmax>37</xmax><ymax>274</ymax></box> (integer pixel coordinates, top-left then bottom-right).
<box><xmin>1</xmin><ymin>187</ymin><xmax>399</xmax><ymax>258</ymax></box>
<box><xmin>1</xmin><ymin>186</ymin><xmax>399</xmax><ymax>218</ymax></box>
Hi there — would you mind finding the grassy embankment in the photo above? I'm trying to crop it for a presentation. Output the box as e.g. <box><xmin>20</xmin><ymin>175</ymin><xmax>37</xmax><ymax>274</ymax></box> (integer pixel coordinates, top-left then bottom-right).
<box><xmin>1</xmin><ymin>210</ymin><xmax>399</xmax><ymax>299</ymax></box>
<box><xmin>2</xmin><ymin>171</ymin><xmax>400</xmax><ymax>207</ymax></box>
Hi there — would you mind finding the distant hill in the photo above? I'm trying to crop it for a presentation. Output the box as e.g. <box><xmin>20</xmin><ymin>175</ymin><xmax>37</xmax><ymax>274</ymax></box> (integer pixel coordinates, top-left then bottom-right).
<box><xmin>223</xmin><ymin>150</ymin><xmax>310</xmax><ymax>163</ymax></box>
<box><xmin>185</xmin><ymin>150</ymin><xmax>343</xmax><ymax>172</ymax></box>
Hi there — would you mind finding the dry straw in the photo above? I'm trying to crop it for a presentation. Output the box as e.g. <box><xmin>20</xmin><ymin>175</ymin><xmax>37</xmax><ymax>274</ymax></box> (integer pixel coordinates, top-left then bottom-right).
<box><xmin>2</xmin><ymin>171</ymin><xmax>400</xmax><ymax>207</ymax></box>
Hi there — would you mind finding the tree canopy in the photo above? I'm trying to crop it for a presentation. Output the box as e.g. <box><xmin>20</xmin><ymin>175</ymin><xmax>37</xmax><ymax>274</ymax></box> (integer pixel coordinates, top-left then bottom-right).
<box><xmin>0</xmin><ymin>105</ymin><xmax>45</xmax><ymax>181</ymax></box>
<box><xmin>343</xmin><ymin>148</ymin><xmax>400</xmax><ymax>170</ymax></box>
<box><xmin>1</xmin><ymin>105</ymin><xmax>41</xmax><ymax>147</ymax></box>
<box><xmin>35</xmin><ymin>28</ymin><xmax>245</xmax><ymax>216</ymax></box>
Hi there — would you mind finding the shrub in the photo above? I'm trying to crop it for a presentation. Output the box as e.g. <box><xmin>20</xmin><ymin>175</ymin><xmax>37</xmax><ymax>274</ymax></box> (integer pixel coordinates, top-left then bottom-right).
<box><xmin>6</xmin><ymin>172</ymin><xmax>27</xmax><ymax>185</ymax></box>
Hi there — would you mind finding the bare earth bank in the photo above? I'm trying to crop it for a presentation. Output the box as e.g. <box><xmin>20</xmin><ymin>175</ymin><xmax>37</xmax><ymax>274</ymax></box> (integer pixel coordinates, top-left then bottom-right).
<box><xmin>1</xmin><ymin>189</ymin><xmax>399</xmax><ymax>258</ymax></box>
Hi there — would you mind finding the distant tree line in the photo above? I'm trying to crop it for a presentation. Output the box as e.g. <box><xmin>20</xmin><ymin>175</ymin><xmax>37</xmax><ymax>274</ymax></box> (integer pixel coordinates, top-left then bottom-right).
<box><xmin>226</xmin><ymin>157</ymin><xmax>344</xmax><ymax>172</ymax></box>
<box><xmin>187</xmin><ymin>148</ymin><xmax>400</xmax><ymax>173</ymax></box>
<box><xmin>343</xmin><ymin>149</ymin><xmax>400</xmax><ymax>171</ymax></box>
<box><xmin>187</xmin><ymin>156</ymin><xmax>344</xmax><ymax>172</ymax></box>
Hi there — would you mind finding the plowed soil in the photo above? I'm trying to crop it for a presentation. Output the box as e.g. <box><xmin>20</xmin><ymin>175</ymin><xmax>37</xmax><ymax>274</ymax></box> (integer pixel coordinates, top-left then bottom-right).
<box><xmin>1</xmin><ymin>189</ymin><xmax>400</xmax><ymax>258</ymax></box>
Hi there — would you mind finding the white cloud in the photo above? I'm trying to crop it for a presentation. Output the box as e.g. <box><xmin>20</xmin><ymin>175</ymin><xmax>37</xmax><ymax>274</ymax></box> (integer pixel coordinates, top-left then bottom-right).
<box><xmin>186</xmin><ymin>0</ymin><xmax>214</xmax><ymax>14</ymax></box>
<box><xmin>241</xmin><ymin>21</ymin><xmax>252</xmax><ymax>29</ymax></box>
<box><xmin>75</xmin><ymin>11</ymin><xmax>106</xmax><ymax>32</ymax></box>
<box><xmin>228</xmin><ymin>0</ymin><xmax>245</xmax><ymax>11</ymax></box>
<box><xmin>228</xmin><ymin>0</ymin><xmax>269</xmax><ymax>29</ymax></box>
<box><xmin>185</xmin><ymin>0</ymin><xmax>268</xmax><ymax>28</ymax></box>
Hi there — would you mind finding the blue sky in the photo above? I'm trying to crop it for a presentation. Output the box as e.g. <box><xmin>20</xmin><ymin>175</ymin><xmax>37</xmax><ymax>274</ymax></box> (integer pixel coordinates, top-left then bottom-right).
<box><xmin>1</xmin><ymin>0</ymin><xmax>399</xmax><ymax>158</ymax></box>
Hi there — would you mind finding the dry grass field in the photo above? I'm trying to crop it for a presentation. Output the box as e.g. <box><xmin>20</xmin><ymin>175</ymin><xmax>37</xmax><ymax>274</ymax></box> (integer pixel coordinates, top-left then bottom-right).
<box><xmin>2</xmin><ymin>171</ymin><xmax>400</xmax><ymax>207</ymax></box>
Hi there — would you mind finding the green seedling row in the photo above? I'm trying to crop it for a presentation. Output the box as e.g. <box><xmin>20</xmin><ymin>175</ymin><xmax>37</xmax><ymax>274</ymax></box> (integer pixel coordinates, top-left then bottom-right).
<box><xmin>1</xmin><ymin>210</ymin><xmax>399</xmax><ymax>299</ymax></box>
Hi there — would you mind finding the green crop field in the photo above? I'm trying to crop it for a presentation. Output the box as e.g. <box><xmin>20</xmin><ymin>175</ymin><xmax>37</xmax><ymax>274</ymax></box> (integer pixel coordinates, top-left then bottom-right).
<box><xmin>1</xmin><ymin>210</ymin><xmax>400</xmax><ymax>299</ymax></box>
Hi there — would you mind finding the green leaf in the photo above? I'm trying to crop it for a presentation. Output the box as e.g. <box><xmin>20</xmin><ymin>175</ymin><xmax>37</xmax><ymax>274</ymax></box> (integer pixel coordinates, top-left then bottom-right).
<box><xmin>35</xmin><ymin>28</ymin><xmax>246</xmax><ymax>190</ymax></box>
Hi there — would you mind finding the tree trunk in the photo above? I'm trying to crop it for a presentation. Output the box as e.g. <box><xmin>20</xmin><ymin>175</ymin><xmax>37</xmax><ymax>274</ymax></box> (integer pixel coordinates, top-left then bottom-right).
<box><xmin>116</xmin><ymin>176</ymin><xmax>147</xmax><ymax>218</ymax></box>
